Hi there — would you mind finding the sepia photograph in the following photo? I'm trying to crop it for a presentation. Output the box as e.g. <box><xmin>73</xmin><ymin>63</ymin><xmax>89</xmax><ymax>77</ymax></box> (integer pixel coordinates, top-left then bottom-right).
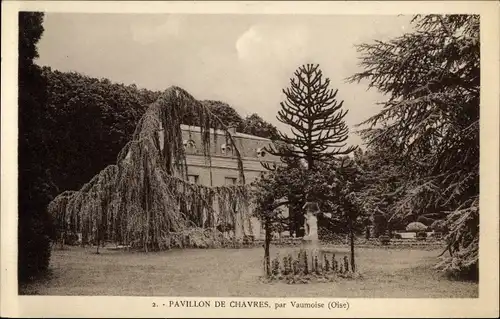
<box><xmin>2</xmin><ymin>1</ymin><xmax>499</xmax><ymax>318</ymax></box>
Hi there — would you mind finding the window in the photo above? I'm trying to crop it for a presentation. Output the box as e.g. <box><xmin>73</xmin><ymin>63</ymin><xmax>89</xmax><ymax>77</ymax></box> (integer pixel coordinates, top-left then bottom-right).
<box><xmin>183</xmin><ymin>139</ymin><xmax>196</xmax><ymax>151</ymax></box>
<box><xmin>221</xmin><ymin>143</ymin><xmax>232</xmax><ymax>155</ymax></box>
<box><xmin>225</xmin><ymin>177</ymin><xmax>237</xmax><ymax>185</ymax></box>
<box><xmin>188</xmin><ymin>175</ymin><xmax>199</xmax><ymax>184</ymax></box>
<box><xmin>256</xmin><ymin>147</ymin><xmax>266</xmax><ymax>157</ymax></box>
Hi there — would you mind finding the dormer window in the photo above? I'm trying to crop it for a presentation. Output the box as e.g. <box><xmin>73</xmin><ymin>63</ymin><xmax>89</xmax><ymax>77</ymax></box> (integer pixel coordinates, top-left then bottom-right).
<box><xmin>221</xmin><ymin>143</ymin><xmax>232</xmax><ymax>155</ymax></box>
<box><xmin>256</xmin><ymin>147</ymin><xmax>266</xmax><ymax>158</ymax></box>
<box><xmin>183</xmin><ymin>139</ymin><xmax>196</xmax><ymax>151</ymax></box>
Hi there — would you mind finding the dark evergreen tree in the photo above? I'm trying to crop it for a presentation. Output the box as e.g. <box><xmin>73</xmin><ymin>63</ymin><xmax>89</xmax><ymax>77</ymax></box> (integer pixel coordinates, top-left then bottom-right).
<box><xmin>348</xmin><ymin>15</ymin><xmax>479</xmax><ymax>279</ymax></box>
<box><xmin>267</xmin><ymin>63</ymin><xmax>356</xmax><ymax>170</ymax></box>
<box><xmin>18</xmin><ymin>11</ymin><xmax>53</xmax><ymax>284</ymax></box>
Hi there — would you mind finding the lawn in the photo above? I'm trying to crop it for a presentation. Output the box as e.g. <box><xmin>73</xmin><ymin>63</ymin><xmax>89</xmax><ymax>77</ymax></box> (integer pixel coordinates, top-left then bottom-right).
<box><xmin>20</xmin><ymin>245</ymin><xmax>478</xmax><ymax>298</ymax></box>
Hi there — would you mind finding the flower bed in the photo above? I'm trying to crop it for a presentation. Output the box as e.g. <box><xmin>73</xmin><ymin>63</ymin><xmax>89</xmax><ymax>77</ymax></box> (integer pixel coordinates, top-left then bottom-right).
<box><xmin>263</xmin><ymin>249</ymin><xmax>361</xmax><ymax>284</ymax></box>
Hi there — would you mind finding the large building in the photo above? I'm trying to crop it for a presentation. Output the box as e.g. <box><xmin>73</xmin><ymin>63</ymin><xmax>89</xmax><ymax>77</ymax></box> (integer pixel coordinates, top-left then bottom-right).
<box><xmin>178</xmin><ymin>124</ymin><xmax>286</xmax><ymax>239</ymax></box>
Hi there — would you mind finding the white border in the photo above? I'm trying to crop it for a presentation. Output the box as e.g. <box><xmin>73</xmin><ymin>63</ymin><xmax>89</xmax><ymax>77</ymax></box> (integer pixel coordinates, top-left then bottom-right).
<box><xmin>1</xmin><ymin>1</ymin><xmax>499</xmax><ymax>318</ymax></box>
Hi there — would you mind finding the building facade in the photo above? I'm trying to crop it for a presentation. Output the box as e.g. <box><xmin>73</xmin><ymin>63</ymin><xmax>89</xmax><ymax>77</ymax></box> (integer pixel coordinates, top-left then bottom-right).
<box><xmin>179</xmin><ymin>124</ymin><xmax>286</xmax><ymax>239</ymax></box>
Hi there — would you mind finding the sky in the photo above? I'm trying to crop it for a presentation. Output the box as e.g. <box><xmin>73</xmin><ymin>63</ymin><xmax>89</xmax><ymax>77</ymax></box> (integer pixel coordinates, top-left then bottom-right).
<box><xmin>36</xmin><ymin>13</ymin><xmax>413</xmax><ymax>148</ymax></box>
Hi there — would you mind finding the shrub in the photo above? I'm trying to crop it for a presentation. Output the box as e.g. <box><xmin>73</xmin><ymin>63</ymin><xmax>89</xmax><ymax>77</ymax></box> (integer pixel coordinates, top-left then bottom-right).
<box><xmin>271</xmin><ymin>256</ymin><xmax>280</xmax><ymax>276</ymax></box>
<box><xmin>431</xmin><ymin>231</ymin><xmax>443</xmax><ymax>239</ymax></box>
<box><xmin>18</xmin><ymin>212</ymin><xmax>52</xmax><ymax>283</ymax></box>
<box><xmin>373</xmin><ymin>213</ymin><xmax>388</xmax><ymax>237</ymax></box>
<box><xmin>393</xmin><ymin>233</ymin><xmax>402</xmax><ymax>239</ymax></box>
<box><xmin>416</xmin><ymin>231</ymin><xmax>427</xmax><ymax>241</ymax></box>
<box><xmin>339</xmin><ymin>263</ymin><xmax>344</xmax><ymax>274</ymax></box>
<box><xmin>406</xmin><ymin>222</ymin><xmax>427</xmax><ymax>232</ymax></box>
<box><xmin>265</xmin><ymin>250</ymin><xmax>358</xmax><ymax>283</ymax></box>
<box><xmin>416</xmin><ymin>216</ymin><xmax>436</xmax><ymax>227</ymax></box>
<box><xmin>323</xmin><ymin>255</ymin><xmax>331</xmax><ymax>272</ymax></box>
<box><xmin>431</xmin><ymin>219</ymin><xmax>448</xmax><ymax>233</ymax></box>
<box><xmin>304</xmin><ymin>250</ymin><xmax>310</xmax><ymax>274</ymax></box>
<box><xmin>379</xmin><ymin>235</ymin><xmax>391</xmax><ymax>245</ymax></box>
<box><xmin>365</xmin><ymin>226</ymin><xmax>371</xmax><ymax>240</ymax></box>
<box><xmin>64</xmin><ymin>232</ymin><xmax>79</xmax><ymax>246</ymax></box>
<box><xmin>314</xmin><ymin>255</ymin><xmax>320</xmax><ymax>274</ymax></box>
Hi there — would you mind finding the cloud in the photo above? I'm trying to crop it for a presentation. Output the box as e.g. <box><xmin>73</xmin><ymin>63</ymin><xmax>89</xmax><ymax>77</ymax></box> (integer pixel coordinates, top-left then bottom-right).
<box><xmin>130</xmin><ymin>15</ymin><xmax>183</xmax><ymax>44</ymax></box>
<box><xmin>235</xmin><ymin>24</ymin><xmax>311</xmax><ymax>66</ymax></box>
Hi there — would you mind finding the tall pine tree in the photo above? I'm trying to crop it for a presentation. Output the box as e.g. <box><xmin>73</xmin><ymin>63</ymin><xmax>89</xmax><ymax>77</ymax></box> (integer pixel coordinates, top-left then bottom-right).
<box><xmin>267</xmin><ymin>64</ymin><xmax>356</xmax><ymax>170</ymax></box>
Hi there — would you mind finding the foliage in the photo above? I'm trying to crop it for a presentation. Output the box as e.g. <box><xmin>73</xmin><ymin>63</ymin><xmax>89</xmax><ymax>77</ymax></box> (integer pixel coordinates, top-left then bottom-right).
<box><xmin>39</xmin><ymin>68</ymin><xmax>161</xmax><ymax>195</ymax></box>
<box><xmin>38</xmin><ymin>70</ymin><xmax>274</xmax><ymax>199</ymax></box>
<box><xmin>416</xmin><ymin>215</ymin><xmax>436</xmax><ymax>226</ymax></box>
<box><xmin>201</xmin><ymin>100</ymin><xmax>244</xmax><ymax>128</ymax></box>
<box><xmin>379</xmin><ymin>235</ymin><xmax>391</xmax><ymax>245</ymax></box>
<box><xmin>431</xmin><ymin>219</ymin><xmax>449</xmax><ymax>233</ymax></box>
<box><xmin>266</xmin><ymin>63</ymin><xmax>356</xmax><ymax>170</ymax></box>
<box><xmin>406</xmin><ymin>222</ymin><xmax>428</xmax><ymax>232</ymax></box>
<box><xmin>353</xmin><ymin>146</ymin><xmax>408</xmax><ymax>234</ymax></box>
<box><xmin>25</xmin><ymin>62</ymin><xmax>278</xmax><ymax>253</ymax></box>
<box><xmin>265</xmin><ymin>250</ymin><xmax>359</xmax><ymax>284</ymax></box>
<box><xmin>239</xmin><ymin>113</ymin><xmax>280</xmax><ymax>140</ymax></box>
<box><xmin>252</xmin><ymin>156</ymin><xmax>366</xmax><ymax>273</ymax></box>
<box><xmin>48</xmin><ymin>86</ymin><xmax>252</xmax><ymax>251</ymax></box>
<box><xmin>348</xmin><ymin>15</ymin><xmax>479</xmax><ymax>279</ymax></box>
<box><xmin>416</xmin><ymin>231</ymin><xmax>428</xmax><ymax>241</ymax></box>
<box><xmin>18</xmin><ymin>11</ymin><xmax>53</xmax><ymax>283</ymax></box>
<box><xmin>253</xmin><ymin>156</ymin><xmax>367</xmax><ymax>235</ymax></box>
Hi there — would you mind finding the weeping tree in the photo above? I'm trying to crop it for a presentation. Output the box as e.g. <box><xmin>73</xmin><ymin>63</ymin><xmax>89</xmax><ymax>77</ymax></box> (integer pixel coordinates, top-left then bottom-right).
<box><xmin>348</xmin><ymin>15</ymin><xmax>479</xmax><ymax>279</ymax></box>
<box><xmin>48</xmin><ymin>86</ymin><xmax>252</xmax><ymax>252</ymax></box>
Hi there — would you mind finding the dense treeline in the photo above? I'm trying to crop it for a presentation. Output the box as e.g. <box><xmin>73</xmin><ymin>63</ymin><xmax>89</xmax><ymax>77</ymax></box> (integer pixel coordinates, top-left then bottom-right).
<box><xmin>39</xmin><ymin>68</ymin><xmax>161</xmax><ymax>194</ymax></box>
<box><xmin>39</xmin><ymin>67</ymin><xmax>279</xmax><ymax>196</ymax></box>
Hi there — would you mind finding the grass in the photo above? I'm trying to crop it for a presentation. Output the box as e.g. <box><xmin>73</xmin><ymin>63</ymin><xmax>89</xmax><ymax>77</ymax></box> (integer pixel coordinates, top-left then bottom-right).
<box><xmin>20</xmin><ymin>245</ymin><xmax>478</xmax><ymax>297</ymax></box>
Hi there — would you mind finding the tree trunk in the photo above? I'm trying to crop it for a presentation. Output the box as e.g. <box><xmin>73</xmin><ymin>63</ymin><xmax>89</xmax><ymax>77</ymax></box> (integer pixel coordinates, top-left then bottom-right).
<box><xmin>349</xmin><ymin>218</ymin><xmax>356</xmax><ymax>272</ymax></box>
<box><xmin>96</xmin><ymin>229</ymin><xmax>100</xmax><ymax>254</ymax></box>
<box><xmin>264</xmin><ymin>217</ymin><xmax>271</xmax><ymax>276</ymax></box>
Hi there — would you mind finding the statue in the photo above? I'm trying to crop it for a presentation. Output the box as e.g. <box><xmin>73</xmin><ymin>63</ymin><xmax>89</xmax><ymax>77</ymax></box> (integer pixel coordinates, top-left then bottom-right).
<box><xmin>301</xmin><ymin>201</ymin><xmax>333</xmax><ymax>269</ymax></box>
<box><xmin>303</xmin><ymin>208</ymin><xmax>318</xmax><ymax>241</ymax></box>
<box><xmin>302</xmin><ymin>201</ymin><xmax>320</xmax><ymax>252</ymax></box>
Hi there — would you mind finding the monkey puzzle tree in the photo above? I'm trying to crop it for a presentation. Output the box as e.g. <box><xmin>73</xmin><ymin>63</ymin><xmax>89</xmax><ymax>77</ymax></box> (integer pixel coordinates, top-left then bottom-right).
<box><xmin>264</xmin><ymin>64</ymin><xmax>357</xmax><ymax>236</ymax></box>
<box><xmin>348</xmin><ymin>15</ymin><xmax>479</xmax><ymax>279</ymax></box>
<box><xmin>267</xmin><ymin>64</ymin><xmax>357</xmax><ymax>170</ymax></box>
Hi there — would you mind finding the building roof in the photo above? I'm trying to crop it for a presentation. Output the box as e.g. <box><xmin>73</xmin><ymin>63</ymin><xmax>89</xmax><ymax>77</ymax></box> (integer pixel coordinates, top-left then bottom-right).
<box><xmin>180</xmin><ymin>124</ymin><xmax>271</xmax><ymax>142</ymax></box>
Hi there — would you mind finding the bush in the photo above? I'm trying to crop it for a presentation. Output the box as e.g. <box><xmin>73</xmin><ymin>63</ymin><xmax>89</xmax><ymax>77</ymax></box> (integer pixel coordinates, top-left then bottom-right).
<box><xmin>365</xmin><ymin>226</ymin><xmax>371</xmax><ymax>240</ymax></box>
<box><xmin>265</xmin><ymin>249</ymin><xmax>356</xmax><ymax>283</ymax></box>
<box><xmin>430</xmin><ymin>231</ymin><xmax>443</xmax><ymax>239</ymax></box>
<box><xmin>18</xmin><ymin>212</ymin><xmax>52</xmax><ymax>283</ymax></box>
<box><xmin>431</xmin><ymin>219</ymin><xmax>448</xmax><ymax>233</ymax></box>
<box><xmin>416</xmin><ymin>216</ymin><xmax>436</xmax><ymax>227</ymax></box>
<box><xmin>416</xmin><ymin>231</ymin><xmax>427</xmax><ymax>241</ymax></box>
<box><xmin>373</xmin><ymin>213</ymin><xmax>388</xmax><ymax>237</ymax></box>
<box><xmin>406</xmin><ymin>222</ymin><xmax>427</xmax><ymax>232</ymax></box>
<box><xmin>379</xmin><ymin>235</ymin><xmax>391</xmax><ymax>245</ymax></box>
<box><xmin>64</xmin><ymin>232</ymin><xmax>79</xmax><ymax>246</ymax></box>
<box><xmin>393</xmin><ymin>233</ymin><xmax>402</xmax><ymax>239</ymax></box>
